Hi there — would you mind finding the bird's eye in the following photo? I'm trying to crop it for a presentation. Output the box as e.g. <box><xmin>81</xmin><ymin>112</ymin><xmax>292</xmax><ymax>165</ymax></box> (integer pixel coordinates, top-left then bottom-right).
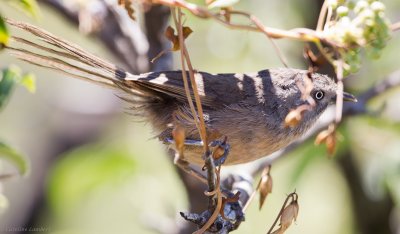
<box><xmin>314</xmin><ymin>91</ymin><xmax>324</xmax><ymax>100</ymax></box>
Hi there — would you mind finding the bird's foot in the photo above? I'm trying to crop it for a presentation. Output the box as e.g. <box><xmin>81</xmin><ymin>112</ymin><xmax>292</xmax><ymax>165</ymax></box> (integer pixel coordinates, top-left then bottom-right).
<box><xmin>208</xmin><ymin>137</ymin><xmax>230</xmax><ymax>167</ymax></box>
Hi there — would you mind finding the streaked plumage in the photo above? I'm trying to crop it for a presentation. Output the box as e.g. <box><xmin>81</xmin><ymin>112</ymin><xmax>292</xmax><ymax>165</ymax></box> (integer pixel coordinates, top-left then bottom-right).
<box><xmin>5</xmin><ymin>19</ymin><xmax>349</xmax><ymax>165</ymax></box>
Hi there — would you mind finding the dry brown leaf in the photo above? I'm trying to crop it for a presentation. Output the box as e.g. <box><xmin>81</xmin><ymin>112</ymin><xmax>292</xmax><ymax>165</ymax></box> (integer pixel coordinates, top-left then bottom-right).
<box><xmin>325</xmin><ymin>132</ymin><xmax>337</xmax><ymax>155</ymax></box>
<box><xmin>284</xmin><ymin>109</ymin><xmax>302</xmax><ymax>128</ymax></box>
<box><xmin>165</xmin><ymin>25</ymin><xmax>193</xmax><ymax>51</ymax></box>
<box><xmin>118</xmin><ymin>0</ymin><xmax>135</xmax><ymax>21</ymax></box>
<box><xmin>172</xmin><ymin>124</ymin><xmax>186</xmax><ymax>158</ymax></box>
<box><xmin>315</xmin><ymin>124</ymin><xmax>337</xmax><ymax>155</ymax></box>
<box><xmin>284</xmin><ymin>104</ymin><xmax>312</xmax><ymax>128</ymax></box>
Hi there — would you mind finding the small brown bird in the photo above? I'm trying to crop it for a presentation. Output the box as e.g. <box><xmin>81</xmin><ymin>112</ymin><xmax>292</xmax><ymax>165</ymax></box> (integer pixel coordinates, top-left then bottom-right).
<box><xmin>5</xmin><ymin>19</ymin><xmax>356</xmax><ymax>165</ymax></box>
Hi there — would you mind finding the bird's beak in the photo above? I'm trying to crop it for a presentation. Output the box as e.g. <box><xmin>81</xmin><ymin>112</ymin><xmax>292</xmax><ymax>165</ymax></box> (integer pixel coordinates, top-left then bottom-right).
<box><xmin>343</xmin><ymin>92</ymin><xmax>358</xmax><ymax>102</ymax></box>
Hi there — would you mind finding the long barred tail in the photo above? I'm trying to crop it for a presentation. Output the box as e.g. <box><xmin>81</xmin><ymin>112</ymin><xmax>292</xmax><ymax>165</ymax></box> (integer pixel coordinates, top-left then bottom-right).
<box><xmin>4</xmin><ymin>18</ymin><xmax>147</xmax><ymax>96</ymax></box>
<box><xmin>4</xmin><ymin>18</ymin><xmax>189</xmax><ymax>138</ymax></box>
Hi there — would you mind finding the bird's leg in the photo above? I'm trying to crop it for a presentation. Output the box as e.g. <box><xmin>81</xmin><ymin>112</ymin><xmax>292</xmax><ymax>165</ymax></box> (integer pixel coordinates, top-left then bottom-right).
<box><xmin>165</xmin><ymin>136</ymin><xmax>231</xmax><ymax>167</ymax></box>
<box><xmin>164</xmin><ymin>137</ymin><xmax>204</xmax><ymax>146</ymax></box>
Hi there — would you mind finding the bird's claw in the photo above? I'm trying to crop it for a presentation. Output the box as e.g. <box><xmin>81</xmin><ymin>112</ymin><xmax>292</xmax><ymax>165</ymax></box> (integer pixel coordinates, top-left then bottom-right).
<box><xmin>208</xmin><ymin>137</ymin><xmax>230</xmax><ymax>167</ymax></box>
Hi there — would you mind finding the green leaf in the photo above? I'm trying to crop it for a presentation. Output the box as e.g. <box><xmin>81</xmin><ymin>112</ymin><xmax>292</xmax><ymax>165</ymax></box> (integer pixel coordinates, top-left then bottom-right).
<box><xmin>0</xmin><ymin>67</ymin><xmax>19</xmax><ymax>110</ymax></box>
<box><xmin>10</xmin><ymin>0</ymin><xmax>40</xmax><ymax>18</ymax></box>
<box><xmin>0</xmin><ymin>142</ymin><xmax>28</xmax><ymax>176</ymax></box>
<box><xmin>0</xmin><ymin>16</ymin><xmax>9</xmax><ymax>46</ymax></box>
<box><xmin>48</xmin><ymin>144</ymin><xmax>136</xmax><ymax>213</ymax></box>
<box><xmin>19</xmin><ymin>73</ymin><xmax>36</xmax><ymax>93</ymax></box>
<box><xmin>208</xmin><ymin>0</ymin><xmax>240</xmax><ymax>9</ymax></box>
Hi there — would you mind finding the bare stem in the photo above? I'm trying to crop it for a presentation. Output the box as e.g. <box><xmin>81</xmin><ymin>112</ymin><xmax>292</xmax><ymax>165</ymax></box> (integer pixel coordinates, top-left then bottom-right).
<box><xmin>171</xmin><ymin>8</ymin><xmax>201</xmax><ymax>132</ymax></box>
<box><xmin>153</xmin><ymin>0</ymin><xmax>326</xmax><ymax>42</ymax></box>
<box><xmin>316</xmin><ymin>0</ymin><xmax>328</xmax><ymax>32</ymax></box>
<box><xmin>335</xmin><ymin>59</ymin><xmax>344</xmax><ymax>123</ymax></box>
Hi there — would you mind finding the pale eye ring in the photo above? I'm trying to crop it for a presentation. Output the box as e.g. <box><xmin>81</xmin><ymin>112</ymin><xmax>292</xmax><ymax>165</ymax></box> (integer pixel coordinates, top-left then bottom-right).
<box><xmin>314</xmin><ymin>91</ymin><xmax>324</xmax><ymax>100</ymax></box>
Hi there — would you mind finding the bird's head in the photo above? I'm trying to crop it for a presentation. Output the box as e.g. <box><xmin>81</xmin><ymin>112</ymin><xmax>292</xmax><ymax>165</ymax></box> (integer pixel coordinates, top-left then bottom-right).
<box><xmin>268</xmin><ymin>68</ymin><xmax>356</xmax><ymax>128</ymax></box>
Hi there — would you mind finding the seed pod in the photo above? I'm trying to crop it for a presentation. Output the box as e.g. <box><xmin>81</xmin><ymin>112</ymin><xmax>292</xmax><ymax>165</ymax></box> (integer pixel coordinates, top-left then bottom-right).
<box><xmin>280</xmin><ymin>200</ymin><xmax>299</xmax><ymax>231</ymax></box>
<box><xmin>259</xmin><ymin>172</ymin><xmax>273</xmax><ymax>210</ymax></box>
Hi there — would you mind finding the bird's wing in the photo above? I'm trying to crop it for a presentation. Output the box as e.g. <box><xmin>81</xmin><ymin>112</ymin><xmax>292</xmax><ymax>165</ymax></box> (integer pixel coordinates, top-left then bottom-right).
<box><xmin>127</xmin><ymin>70</ymin><xmax>274</xmax><ymax>108</ymax></box>
<box><xmin>124</xmin><ymin>71</ymin><xmax>248</xmax><ymax>108</ymax></box>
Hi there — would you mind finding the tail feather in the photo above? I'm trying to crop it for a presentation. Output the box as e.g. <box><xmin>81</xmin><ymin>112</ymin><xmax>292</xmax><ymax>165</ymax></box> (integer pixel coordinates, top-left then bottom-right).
<box><xmin>4</xmin><ymin>18</ymin><xmax>144</xmax><ymax>90</ymax></box>
<box><xmin>6</xmin><ymin>18</ymin><xmax>119</xmax><ymax>77</ymax></box>
<box><xmin>7</xmin><ymin>45</ymin><xmax>117</xmax><ymax>88</ymax></box>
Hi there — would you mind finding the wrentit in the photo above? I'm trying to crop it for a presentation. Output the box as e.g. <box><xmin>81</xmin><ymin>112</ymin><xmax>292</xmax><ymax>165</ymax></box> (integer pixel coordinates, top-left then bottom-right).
<box><xmin>6</xmin><ymin>19</ymin><xmax>357</xmax><ymax>165</ymax></box>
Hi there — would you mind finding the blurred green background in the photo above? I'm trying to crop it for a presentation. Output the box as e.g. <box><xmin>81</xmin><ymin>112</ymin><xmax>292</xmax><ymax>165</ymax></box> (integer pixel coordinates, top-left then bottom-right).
<box><xmin>0</xmin><ymin>0</ymin><xmax>400</xmax><ymax>233</ymax></box>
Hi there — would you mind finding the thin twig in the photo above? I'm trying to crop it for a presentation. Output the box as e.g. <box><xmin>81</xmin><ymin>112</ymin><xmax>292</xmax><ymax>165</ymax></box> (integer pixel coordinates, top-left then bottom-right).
<box><xmin>174</xmin><ymin>8</ymin><xmax>209</xmax><ymax>152</ymax></box>
<box><xmin>242</xmin><ymin>189</ymin><xmax>257</xmax><ymax>213</ymax></box>
<box><xmin>172</xmin><ymin>7</ymin><xmax>223</xmax><ymax>233</ymax></box>
<box><xmin>325</xmin><ymin>5</ymin><xmax>333</xmax><ymax>31</ymax></box>
<box><xmin>335</xmin><ymin>59</ymin><xmax>344</xmax><ymax>123</ymax></box>
<box><xmin>249</xmin><ymin>15</ymin><xmax>289</xmax><ymax>67</ymax></box>
<box><xmin>182</xmin><ymin>44</ymin><xmax>209</xmax><ymax>151</ymax></box>
<box><xmin>171</xmin><ymin>8</ymin><xmax>201</xmax><ymax>133</ymax></box>
<box><xmin>176</xmin><ymin>162</ymin><xmax>208</xmax><ymax>184</ymax></box>
<box><xmin>153</xmin><ymin>0</ymin><xmax>329</xmax><ymax>43</ymax></box>
<box><xmin>316</xmin><ymin>0</ymin><xmax>328</xmax><ymax>32</ymax></box>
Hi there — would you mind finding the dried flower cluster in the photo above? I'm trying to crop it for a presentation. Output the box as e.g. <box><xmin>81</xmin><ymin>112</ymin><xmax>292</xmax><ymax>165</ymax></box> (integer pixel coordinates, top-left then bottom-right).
<box><xmin>323</xmin><ymin>0</ymin><xmax>391</xmax><ymax>74</ymax></box>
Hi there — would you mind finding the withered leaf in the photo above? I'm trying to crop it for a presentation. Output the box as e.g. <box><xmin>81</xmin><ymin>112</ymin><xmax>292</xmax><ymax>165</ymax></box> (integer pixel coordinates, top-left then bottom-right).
<box><xmin>325</xmin><ymin>133</ymin><xmax>337</xmax><ymax>155</ymax></box>
<box><xmin>284</xmin><ymin>109</ymin><xmax>302</xmax><ymax>128</ymax></box>
<box><xmin>118</xmin><ymin>0</ymin><xmax>135</xmax><ymax>21</ymax></box>
<box><xmin>315</xmin><ymin>124</ymin><xmax>337</xmax><ymax>155</ymax></box>
<box><xmin>172</xmin><ymin>124</ymin><xmax>186</xmax><ymax>157</ymax></box>
<box><xmin>165</xmin><ymin>25</ymin><xmax>193</xmax><ymax>51</ymax></box>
